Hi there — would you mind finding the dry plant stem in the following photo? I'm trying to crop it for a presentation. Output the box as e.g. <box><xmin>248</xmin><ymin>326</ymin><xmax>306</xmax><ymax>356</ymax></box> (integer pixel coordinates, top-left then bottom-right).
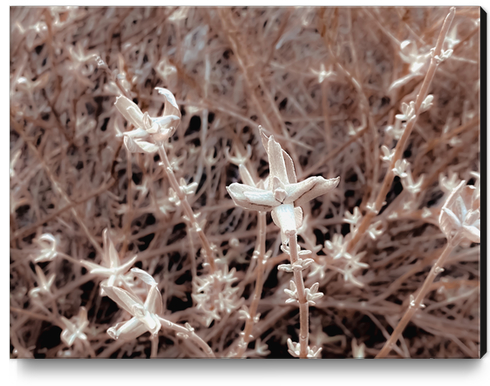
<box><xmin>150</xmin><ymin>335</ymin><xmax>158</xmax><ymax>358</ymax></box>
<box><xmin>156</xmin><ymin>142</ymin><xmax>216</xmax><ymax>272</ymax></box>
<box><xmin>120</xmin><ymin>151</ymin><xmax>133</xmax><ymax>255</ymax></box>
<box><xmin>11</xmin><ymin>117</ymin><xmax>103</xmax><ymax>256</ymax></box>
<box><xmin>10</xmin><ymin>307</ymin><xmax>58</xmax><ymax>324</ymax></box>
<box><xmin>217</xmin><ymin>9</ymin><xmax>278</xmax><ymax>135</ymax></box>
<box><xmin>289</xmin><ymin>233</ymin><xmax>309</xmax><ymax>358</ymax></box>
<box><xmin>347</xmin><ymin>7</ymin><xmax>456</xmax><ymax>254</ymax></box>
<box><xmin>376</xmin><ymin>236</ymin><xmax>460</xmax><ymax>358</ymax></box>
<box><xmin>320</xmin><ymin>80</ymin><xmax>333</xmax><ymax>174</ymax></box>
<box><xmin>83</xmin><ymin>339</ymin><xmax>97</xmax><ymax>358</ymax></box>
<box><xmin>9</xmin><ymin>177</ymin><xmax>115</xmax><ymax>242</ymax></box>
<box><xmin>235</xmin><ymin>211</ymin><xmax>267</xmax><ymax>358</ymax></box>
<box><xmin>157</xmin><ymin>317</ymin><xmax>215</xmax><ymax>358</ymax></box>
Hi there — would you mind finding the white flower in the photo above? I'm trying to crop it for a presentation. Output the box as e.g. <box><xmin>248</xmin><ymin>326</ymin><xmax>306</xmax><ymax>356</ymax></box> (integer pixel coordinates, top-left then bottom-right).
<box><xmin>254</xmin><ymin>338</ymin><xmax>270</xmax><ymax>356</ymax></box>
<box><xmin>402</xmin><ymin>167</ymin><xmax>424</xmax><ymax>195</ymax></box>
<box><xmin>342</xmin><ymin>264</ymin><xmax>366</xmax><ymax>288</ymax></box>
<box><xmin>179</xmin><ymin>178</ymin><xmax>198</xmax><ymax>196</ymax></box>
<box><xmin>399</xmin><ymin>40</ymin><xmax>431</xmax><ymax>74</ymax></box>
<box><xmin>29</xmin><ymin>266</ymin><xmax>56</xmax><ymax>299</ymax></box>
<box><xmin>367</xmin><ymin>220</ymin><xmax>384</xmax><ymax>240</ymax></box>
<box><xmin>287</xmin><ymin>338</ymin><xmax>322</xmax><ymax>358</ymax></box>
<box><xmin>227</xmin><ymin>128</ymin><xmax>339</xmax><ymax>243</ymax></box>
<box><xmin>380</xmin><ymin>145</ymin><xmax>395</xmax><ymax>163</ymax></box>
<box><xmin>284</xmin><ymin>280</ymin><xmax>298</xmax><ymax>304</ymax></box>
<box><xmin>439</xmin><ymin>171</ymin><xmax>461</xmax><ymax>193</ymax></box>
<box><xmin>237</xmin><ymin>305</ymin><xmax>260</xmax><ymax>323</ymax></box>
<box><xmin>439</xmin><ymin>180</ymin><xmax>480</xmax><ymax>244</ymax></box>
<box><xmin>114</xmin><ymin>88</ymin><xmax>181</xmax><ymax>153</ymax></box>
<box><xmin>324</xmin><ymin>234</ymin><xmax>352</xmax><ymax>260</ymax></box>
<box><xmin>366</xmin><ymin>202</ymin><xmax>379</xmax><ymax>215</ymax></box>
<box><xmin>312</xmin><ymin>63</ymin><xmax>336</xmax><ymax>84</ymax></box>
<box><xmin>431</xmin><ymin>48</ymin><xmax>453</xmax><ymax>64</ymax></box>
<box><xmin>81</xmin><ymin>229</ymin><xmax>137</xmax><ymax>296</ymax></box>
<box><xmin>352</xmin><ymin>338</ymin><xmax>366</xmax><ymax>359</ymax></box>
<box><xmin>278</xmin><ymin>246</ymin><xmax>314</xmax><ymax>272</ymax></box>
<box><xmin>347</xmin><ymin>120</ymin><xmax>365</xmax><ymax>137</ymax></box>
<box><xmin>384</xmin><ymin>119</ymin><xmax>405</xmax><ymax>140</ymax></box>
<box><xmin>278</xmin><ymin>257</ymin><xmax>314</xmax><ymax>273</ymax></box>
<box><xmin>32</xmin><ymin>233</ymin><xmax>58</xmax><ymax>263</ymax></box>
<box><xmin>395</xmin><ymin>101</ymin><xmax>416</xmax><ymax>122</ymax></box>
<box><xmin>344</xmin><ymin>207</ymin><xmax>362</xmax><ymax>230</ymax></box>
<box><xmin>392</xmin><ymin>159</ymin><xmax>409</xmax><ymax>178</ymax></box>
<box><xmin>307</xmin><ymin>261</ymin><xmax>327</xmax><ymax>280</ymax></box>
<box><xmin>225</xmin><ymin>144</ymin><xmax>252</xmax><ymax>166</ymax></box>
<box><xmin>420</xmin><ymin>95</ymin><xmax>434</xmax><ymax>112</ymax></box>
<box><xmin>60</xmin><ymin>307</ymin><xmax>89</xmax><ymax>347</ymax></box>
<box><xmin>305</xmin><ymin>282</ymin><xmax>323</xmax><ymax>306</ymax></box>
<box><xmin>192</xmin><ymin>266</ymin><xmax>240</xmax><ymax>326</ymax></box>
<box><xmin>103</xmin><ymin>271</ymin><xmax>163</xmax><ymax>340</ymax></box>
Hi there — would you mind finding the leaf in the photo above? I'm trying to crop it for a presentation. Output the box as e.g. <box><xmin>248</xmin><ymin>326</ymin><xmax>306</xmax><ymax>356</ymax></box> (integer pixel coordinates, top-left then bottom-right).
<box><xmin>131</xmin><ymin>268</ymin><xmax>157</xmax><ymax>286</ymax></box>
<box><xmin>155</xmin><ymin>87</ymin><xmax>181</xmax><ymax>124</ymax></box>
<box><xmin>227</xmin><ymin>183</ymin><xmax>278</xmax><ymax>211</ymax></box>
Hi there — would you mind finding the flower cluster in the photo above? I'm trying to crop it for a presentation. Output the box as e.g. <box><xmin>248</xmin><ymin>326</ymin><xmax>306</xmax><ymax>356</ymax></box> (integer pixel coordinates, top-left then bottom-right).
<box><xmin>81</xmin><ymin>229</ymin><xmax>137</xmax><ymax>296</ymax></box>
<box><xmin>287</xmin><ymin>338</ymin><xmax>322</xmax><ymax>358</ymax></box>
<box><xmin>227</xmin><ymin>128</ymin><xmax>339</xmax><ymax>242</ymax></box>
<box><xmin>192</xmin><ymin>265</ymin><xmax>240</xmax><ymax>327</ymax></box>
<box><xmin>114</xmin><ymin>88</ymin><xmax>181</xmax><ymax>153</ymax></box>
<box><xmin>104</xmin><ymin>268</ymin><xmax>163</xmax><ymax>340</ymax></box>
<box><xmin>439</xmin><ymin>180</ymin><xmax>480</xmax><ymax>245</ymax></box>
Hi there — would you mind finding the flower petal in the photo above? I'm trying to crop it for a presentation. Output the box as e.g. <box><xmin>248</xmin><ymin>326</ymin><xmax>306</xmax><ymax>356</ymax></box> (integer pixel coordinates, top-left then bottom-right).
<box><xmin>123</xmin><ymin>136</ymin><xmax>143</xmax><ymax>153</ymax></box>
<box><xmin>442</xmin><ymin>180</ymin><xmax>466</xmax><ymax>214</ymax></box>
<box><xmin>80</xmin><ymin>260</ymin><xmax>110</xmax><ymax>276</ymax></box>
<box><xmin>155</xmin><ymin>88</ymin><xmax>181</xmax><ymax>137</ymax></box>
<box><xmin>131</xmin><ymin>268</ymin><xmax>157</xmax><ymax>286</ymax></box>
<box><xmin>259</xmin><ymin>127</ymin><xmax>269</xmax><ymax>151</ymax></box>
<box><xmin>260</xmin><ymin>128</ymin><xmax>297</xmax><ymax>184</ymax></box>
<box><xmin>114</xmin><ymin>96</ymin><xmax>144</xmax><ymax>129</ymax></box>
<box><xmin>151</xmin><ymin>114</ymin><xmax>181</xmax><ymax>132</ymax></box>
<box><xmin>282</xmin><ymin>150</ymin><xmax>297</xmax><ymax>184</ymax></box>
<box><xmin>102</xmin><ymin>285</ymin><xmax>143</xmax><ymax>316</ymax></box>
<box><xmin>462</xmin><ymin>225</ymin><xmax>480</xmax><ymax>243</ymax></box>
<box><xmin>272</xmin><ymin>204</ymin><xmax>297</xmax><ymax>239</ymax></box>
<box><xmin>118</xmin><ymin>255</ymin><xmax>138</xmax><ymax>274</ymax></box>
<box><xmin>156</xmin><ymin>88</ymin><xmax>181</xmax><ymax>118</ymax></box>
<box><xmin>287</xmin><ymin>176</ymin><xmax>340</xmax><ymax>207</ymax></box>
<box><xmin>124</xmin><ymin>137</ymin><xmax>159</xmax><ymax>153</ymax></box>
<box><xmin>103</xmin><ymin>229</ymin><xmax>120</xmax><ymax>269</ymax></box>
<box><xmin>123</xmin><ymin>127</ymin><xmax>150</xmax><ymax>139</ymax></box>
<box><xmin>227</xmin><ymin>183</ymin><xmax>278</xmax><ymax>211</ymax></box>
<box><xmin>294</xmin><ymin>206</ymin><xmax>303</xmax><ymax>230</ymax></box>
<box><xmin>267</xmin><ymin>136</ymin><xmax>289</xmax><ymax>185</ymax></box>
<box><xmin>108</xmin><ymin>317</ymin><xmax>147</xmax><ymax>341</ymax></box>
<box><xmin>461</xmin><ymin>185</ymin><xmax>477</xmax><ymax>212</ymax></box>
<box><xmin>145</xmin><ymin>285</ymin><xmax>163</xmax><ymax>315</ymax></box>
<box><xmin>139</xmin><ymin>312</ymin><xmax>161</xmax><ymax>336</ymax></box>
<box><xmin>238</xmin><ymin>164</ymin><xmax>255</xmax><ymax>187</ymax></box>
<box><xmin>61</xmin><ymin>329</ymin><xmax>76</xmax><ymax>347</ymax></box>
